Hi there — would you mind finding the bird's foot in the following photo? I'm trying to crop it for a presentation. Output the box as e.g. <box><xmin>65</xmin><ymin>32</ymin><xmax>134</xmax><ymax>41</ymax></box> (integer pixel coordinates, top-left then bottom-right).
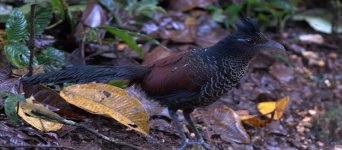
<box><xmin>177</xmin><ymin>139</ymin><xmax>215</xmax><ymax>150</ymax></box>
<box><xmin>197</xmin><ymin>138</ymin><xmax>213</xmax><ymax>150</ymax></box>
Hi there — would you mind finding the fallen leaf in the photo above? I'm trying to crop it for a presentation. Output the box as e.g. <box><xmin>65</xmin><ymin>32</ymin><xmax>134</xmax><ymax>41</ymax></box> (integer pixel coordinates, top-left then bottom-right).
<box><xmin>159</xmin><ymin>17</ymin><xmax>197</xmax><ymax>43</ymax></box>
<box><xmin>18</xmin><ymin>97</ymin><xmax>63</xmax><ymax>131</ymax></box>
<box><xmin>204</xmin><ymin>105</ymin><xmax>250</xmax><ymax>144</ymax></box>
<box><xmin>240</xmin><ymin>115</ymin><xmax>272</xmax><ymax>128</ymax></box>
<box><xmin>60</xmin><ymin>83</ymin><xmax>149</xmax><ymax>135</ymax></box>
<box><xmin>23</xmin><ymin>84</ymin><xmax>83</xmax><ymax>120</ymax></box>
<box><xmin>82</xmin><ymin>2</ymin><xmax>107</xmax><ymax>28</ymax></box>
<box><xmin>257</xmin><ymin>96</ymin><xmax>289</xmax><ymax>120</ymax></box>
<box><xmin>142</xmin><ymin>44</ymin><xmax>173</xmax><ymax>65</ymax></box>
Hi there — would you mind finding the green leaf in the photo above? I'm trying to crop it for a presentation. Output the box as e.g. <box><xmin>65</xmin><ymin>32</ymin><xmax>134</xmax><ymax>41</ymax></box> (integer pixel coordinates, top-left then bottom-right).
<box><xmin>5</xmin><ymin>8</ymin><xmax>28</xmax><ymax>41</ymax></box>
<box><xmin>100</xmin><ymin>26</ymin><xmax>143</xmax><ymax>57</ymax></box>
<box><xmin>127</xmin><ymin>31</ymin><xmax>160</xmax><ymax>45</ymax></box>
<box><xmin>3</xmin><ymin>43</ymin><xmax>32</xmax><ymax>68</ymax></box>
<box><xmin>3</xmin><ymin>44</ymin><xmax>29</xmax><ymax>68</ymax></box>
<box><xmin>212</xmin><ymin>8</ymin><xmax>225</xmax><ymax>22</ymax></box>
<box><xmin>50</xmin><ymin>0</ymin><xmax>65</xmax><ymax>17</ymax></box>
<box><xmin>98</xmin><ymin>0</ymin><xmax>119</xmax><ymax>12</ymax></box>
<box><xmin>4</xmin><ymin>94</ymin><xmax>24</xmax><ymax>125</ymax></box>
<box><xmin>33</xmin><ymin>5</ymin><xmax>53</xmax><ymax>35</ymax></box>
<box><xmin>50</xmin><ymin>0</ymin><xmax>75</xmax><ymax>31</ymax></box>
<box><xmin>108</xmin><ymin>80</ymin><xmax>129</xmax><ymax>88</ymax></box>
<box><xmin>37</xmin><ymin>47</ymin><xmax>66</xmax><ymax>72</ymax></box>
<box><xmin>0</xmin><ymin>90</ymin><xmax>11</xmax><ymax>99</ymax></box>
<box><xmin>293</xmin><ymin>9</ymin><xmax>342</xmax><ymax>34</ymax></box>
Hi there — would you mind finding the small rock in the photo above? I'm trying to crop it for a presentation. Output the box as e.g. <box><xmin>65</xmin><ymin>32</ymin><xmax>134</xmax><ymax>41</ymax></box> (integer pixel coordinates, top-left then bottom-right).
<box><xmin>308</xmin><ymin>109</ymin><xmax>317</xmax><ymax>115</ymax></box>
<box><xmin>299</xmin><ymin>34</ymin><xmax>324</xmax><ymax>44</ymax></box>
<box><xmin>333</xmin><ymin>145</ymin><xmax>342</xmax><ymax>150</ymax></box>
<box><xmin>317</xmin><ymin>141</ymin><xmax>324</xmax><ymax>147</ymax></box>
<box><xmin>328</xmin><ymin>52</ymin><xmax>338</xmax><ymax>59</ymax></box>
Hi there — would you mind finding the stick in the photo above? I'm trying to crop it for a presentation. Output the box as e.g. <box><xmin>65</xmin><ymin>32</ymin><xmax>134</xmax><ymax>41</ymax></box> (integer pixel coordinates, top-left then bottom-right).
<box><xmin>27</xmin><ymin>4</ymin><xmax>36</xmax><ymax>77</ymax></box>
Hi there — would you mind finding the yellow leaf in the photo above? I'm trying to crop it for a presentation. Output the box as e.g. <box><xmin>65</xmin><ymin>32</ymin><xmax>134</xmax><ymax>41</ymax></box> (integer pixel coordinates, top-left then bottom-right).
<box><xmin>60</xmin><ymin>83</ymin><xmax>149</xmax><ymax>135</ymax></box>
<box><xmin>274</xmin><ymin>96</ymin><xmax>289</xmax><ymax>120</ymax></box>
<box><xmin>18</xmin><ymin>97</ymin><xmax>63</xmax><ymax>131</ymax></box>
<box><xmin>257</xmin><ymin>96</ymin><xmax>289</xmax><ymax>120</ymax></box>
<box><xmin>257</xmin><ymin>101</ymin><xmax>276</xmax><ymax>118</ymax></box>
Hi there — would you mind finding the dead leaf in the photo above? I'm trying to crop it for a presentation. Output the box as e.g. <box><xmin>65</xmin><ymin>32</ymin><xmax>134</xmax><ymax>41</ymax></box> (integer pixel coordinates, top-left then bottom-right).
<box><xmin>82</xmin><ymin>2</ymin><xmax>107</xmax><ymax>28</ymax></box>
<box><xmin>23</xmin><ymin>84</ymin><xmax>83</xmax><ymax>120</ymax></box>
<box><xmin>240</xmin><ymin>115</ymin><xmax>272</xmax><ymax>128</ymax></box>
<box><xmin>18</xmin><ymin>97</ymin><xmax>63</xmax><ymax>132</ymax></box>
<box><xmin>60</xmin><ymin>83</ymin><xmax>149</xmax><ymax>135</ymax></box>
<box><xmin>257</xmin><ymin>96</ymin><xmax>289</xmax><ymax>120</ymax></box>
<box><xmin>204</xmin><ymin>105</ymin><xmax>250</xmax><ymax>144</ymax></box>
<box><xmin>159</xmin><ymin>17</ymin><xmax>197</xmax><ymax>43</ymax></box>
<box><xmin>142</xmin><ymin>45</ymin><xmax>173</xmax><ymax>65</ymax></box>
<box><xmin>12</xmin><ymin>65</ymin><xmax>44</xmax><ymax>76</ymax></box>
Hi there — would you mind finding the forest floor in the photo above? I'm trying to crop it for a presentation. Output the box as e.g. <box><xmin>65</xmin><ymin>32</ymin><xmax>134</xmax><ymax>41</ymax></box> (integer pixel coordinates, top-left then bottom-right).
<box><xmin>0</xmin><ymin>1</ymin><xmax>341</xmax><ymax>150</ymax></box>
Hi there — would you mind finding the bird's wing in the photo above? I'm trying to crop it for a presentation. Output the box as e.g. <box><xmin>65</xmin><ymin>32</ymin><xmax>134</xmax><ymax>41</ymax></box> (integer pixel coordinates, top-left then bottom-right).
<box><xmin>141</xmin><ymin>51</ymin><xmax>203</xmax><ymax>101</ymax></box>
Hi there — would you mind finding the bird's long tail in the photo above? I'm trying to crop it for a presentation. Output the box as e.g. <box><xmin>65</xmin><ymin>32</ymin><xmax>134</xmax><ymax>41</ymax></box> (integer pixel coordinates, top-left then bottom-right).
<box><xmin>21</xmin><ymin>65</ymin><xmax>150</xmax><ymax>84</ymax></box>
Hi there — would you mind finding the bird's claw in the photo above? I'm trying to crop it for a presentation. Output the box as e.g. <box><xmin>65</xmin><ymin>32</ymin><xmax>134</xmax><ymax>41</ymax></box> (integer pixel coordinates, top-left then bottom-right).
<box><xmin>177</xmin><ymin>139</ymin><xmax>215</xmax><ymax>150</ymax></box>
<box><xmin>198</xmin><ymin>139</ymin><xmax>213</xmax><ymax>150</ymax></box>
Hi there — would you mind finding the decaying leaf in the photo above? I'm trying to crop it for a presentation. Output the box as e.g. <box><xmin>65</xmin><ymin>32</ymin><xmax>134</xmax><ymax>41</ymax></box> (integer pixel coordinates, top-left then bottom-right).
<box><xmin>239</xmin><ymin>115</ymin><xmax>272</xmax><ymax>128</ymax></box>
<box><xmin>257</xmin><ymin>96</ymin><xmax>289</xmax><ymax>120</ymax></box>
<box><xmin>60</xmin><ymin>83</ymin><xmax>149</xmax><ymax>135</ymax></box>
<box><xmin>18</xmin><ymin>97</ymin><xmax>63</xmax><ymax>131</ymax></box>
<box><xmin>205</xmin><ymin>105</ymin><xmax>250</xmax><ymax>144</ymax></box>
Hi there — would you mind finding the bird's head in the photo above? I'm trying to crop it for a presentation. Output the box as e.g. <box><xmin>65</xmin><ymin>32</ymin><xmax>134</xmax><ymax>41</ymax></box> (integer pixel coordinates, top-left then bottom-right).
<box><xmin>233</xmin><ymin>17</ymin><xmax>285</xmax><ymax>55</ymax></box>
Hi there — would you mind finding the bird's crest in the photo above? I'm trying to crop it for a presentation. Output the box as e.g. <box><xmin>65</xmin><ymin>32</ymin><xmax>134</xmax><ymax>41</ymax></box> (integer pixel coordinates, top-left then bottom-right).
<box><xmin>236</xmin><ymin>17</ymin><xmax>261</xmax><ymax>38</ymax></box>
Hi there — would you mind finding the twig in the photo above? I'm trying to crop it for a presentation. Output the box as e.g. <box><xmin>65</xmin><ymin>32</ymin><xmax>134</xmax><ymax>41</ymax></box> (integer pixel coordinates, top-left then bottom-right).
<box><xmin>0</xmin><ymin>145</ymin><xmax>74</xmax><ymax>150</ymax></box>
<box><xmin>27</xmin><ymin>4</ymin><xmax>36</xmax><ymax>77</ymax></box>
<box><xmin>85</xmin><ymin>50</ymin><xmax>115</xmax><ymax>59</ymax></box>
<box><xmin>32</xmin><ymin>109</ymin><xmax>141</xmax><ymax>150</ymax></box>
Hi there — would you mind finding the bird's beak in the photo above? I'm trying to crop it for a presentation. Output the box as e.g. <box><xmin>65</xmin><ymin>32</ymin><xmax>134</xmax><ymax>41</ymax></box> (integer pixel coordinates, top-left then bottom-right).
<box><xmin>256</xmin><ymin>40</ymin><xmax>286</xmax><ymax>54</ymax></box>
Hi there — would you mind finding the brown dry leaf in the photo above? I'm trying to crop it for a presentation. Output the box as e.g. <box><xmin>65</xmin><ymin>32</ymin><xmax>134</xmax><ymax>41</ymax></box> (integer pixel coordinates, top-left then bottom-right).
<box><xmin>257</xmin><ymin>96</ymin><xmax>289</xmax><ymax>120</ymax></box>
<box><xmin>142</xmin><ymin>45</ymin><xmax>173</xmax><ymax>65</ymax></box>
<box><xmin>240</xmin><ymin>115</ymin><xmax>272</xmax><ymax>128</ymax></box>
<box><xmin>18</xmin><ymin>97</ymin><xmax>63</xmax><ymax>132</ymax></box>
<box><xmin>82</xmin><ymin>2</ymin><xmax>107</xmax><ymax>28</ymax></box>
<box><xmin>160</xmin><ymin>17</ymin><xmax>197</xmax><ymax>43</ymax></box>
<box><xmin>23</xmin><ymin>84</ymin><xmax>83</xmax><ymax>120</ymax></box>
<box><xmin>208</xmin><ymin>105</ymin><xmax>250</xmax><ymax>144</ymax></box>
<box><xmin>12</xmin><ymin>65</ymin><xmax>44</xmax><ymax>76</ymax></box>
<box><xmin>60</xmin><ymin>83</ymin><xmax>149</xmax><ymax>135</ymax></box>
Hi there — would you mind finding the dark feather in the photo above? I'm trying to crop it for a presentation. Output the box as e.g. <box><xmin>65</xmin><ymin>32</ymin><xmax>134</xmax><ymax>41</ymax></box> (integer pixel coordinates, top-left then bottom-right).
<box><xmin>236</xmin><ymin>17</ymin><xmax>261</xmax><ymax>38</ymax></box>
<box><xmin>21</xmin><ymin>65</ymin><xmax>150</xmax><ymax>84</ymax></box>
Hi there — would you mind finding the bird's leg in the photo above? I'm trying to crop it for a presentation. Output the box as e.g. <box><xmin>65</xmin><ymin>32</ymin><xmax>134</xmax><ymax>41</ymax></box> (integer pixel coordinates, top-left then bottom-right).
<box><xmin>169</xmin><ymin>109</ymin><xmax>191</xmax><ymax>150</ymax></box>
<box><xmin>183</xmin><ymin>110</ymin><xmax>213</xmax><ymax>150</ymax></box>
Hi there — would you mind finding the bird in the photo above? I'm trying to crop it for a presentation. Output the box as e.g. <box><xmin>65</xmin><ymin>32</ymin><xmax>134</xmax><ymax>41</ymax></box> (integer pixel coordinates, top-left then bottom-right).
<box><xmin>22</xmin><ymin>17</ymin><xmax>285</xmax><ymax>150</ymax></box>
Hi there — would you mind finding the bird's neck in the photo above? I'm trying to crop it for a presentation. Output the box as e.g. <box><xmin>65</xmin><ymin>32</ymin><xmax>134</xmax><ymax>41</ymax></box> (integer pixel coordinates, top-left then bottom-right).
<box><xmin>207</xmin><ymin>37</ymin><xmax>257</xmax><ymax>66</ymax></box>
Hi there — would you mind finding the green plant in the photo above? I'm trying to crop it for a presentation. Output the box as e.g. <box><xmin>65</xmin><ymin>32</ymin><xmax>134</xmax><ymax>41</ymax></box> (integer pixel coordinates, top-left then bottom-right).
<box><xmin>124</xmin><ymin>0</ymin><xmax>165</xmax><ymax>19</ymax></box>
<box><xmin>206</xmin><ymin>0</ymin><xmax>296</xmax><ymax>32</ymax></box>
<box><xmin>1</xmin><ymin>4</ymin><xmax>66</xmax><ymax>71</ymax></box>
<box><xmin>312</xmin><ymin>106</ymin><xmax>342</xmax><ymax>143</ymax></box>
